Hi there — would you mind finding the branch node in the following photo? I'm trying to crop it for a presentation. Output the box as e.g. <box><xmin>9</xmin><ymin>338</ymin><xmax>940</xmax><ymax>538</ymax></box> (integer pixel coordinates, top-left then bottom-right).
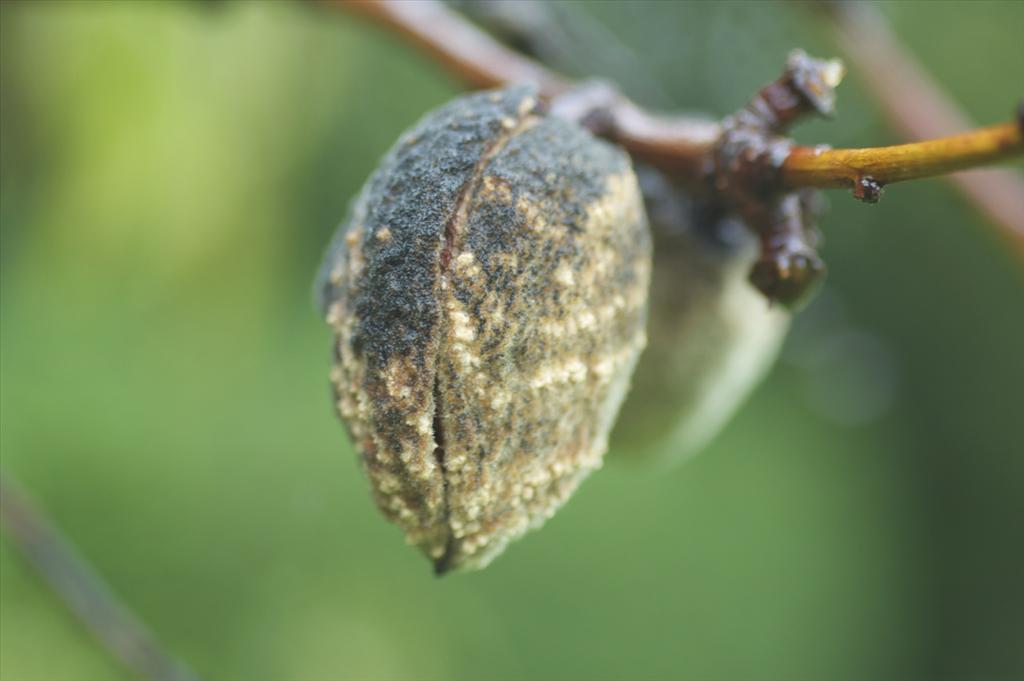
<box><xmin>853</xmin><ymin>176</ymin><xmax>884</xmax><ymax>204</ymax></box>
<box><xmin>547</xmin><ymin>79</ymin><xmax>622</xmax><ymax>136</ymax></box>
<box><xmin>783</xmin><ymin>49</ymin><xmax>846</xmax><ymax>120</ymax></box>
<box><xmin>745</xmin><ymin>49</ymin><xmax>846</xmax><ymax>133</ymax></box>
<box><xmin>711</xmin><ymin>52</ymin><xmax>844</xmax><ymax>306</ymax></box>
<box><xmin>747</xmin><ymin>193</ymin><xmax>826</xmax><ymax>309</ymax></box>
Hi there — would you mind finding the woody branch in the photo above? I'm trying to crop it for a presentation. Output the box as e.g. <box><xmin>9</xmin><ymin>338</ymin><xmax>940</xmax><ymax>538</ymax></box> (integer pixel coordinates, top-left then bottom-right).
<box><xmin>329</xmin><ymin>0</ymin><xmax>1023</xmax><ymax>203</ymax></box>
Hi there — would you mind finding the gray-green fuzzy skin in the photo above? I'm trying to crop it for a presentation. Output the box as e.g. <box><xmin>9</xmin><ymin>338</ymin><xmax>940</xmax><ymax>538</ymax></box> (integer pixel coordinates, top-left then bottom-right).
<box><xmin>610</xmin><ymin>194</ymin><xmax>789</xmax><ymax>464</ymax></box>
<box><xmin>319</xmin><ymin>86</ymin><xmax>651</xmax><ymax>573</ymax></box>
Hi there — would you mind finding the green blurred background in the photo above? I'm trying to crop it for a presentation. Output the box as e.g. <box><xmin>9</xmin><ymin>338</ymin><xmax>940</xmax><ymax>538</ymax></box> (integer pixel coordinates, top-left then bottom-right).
<box><xmin>1</xmin><ymin>2</ymin><xmax>1022</xmax><ymax>680</ymax></box>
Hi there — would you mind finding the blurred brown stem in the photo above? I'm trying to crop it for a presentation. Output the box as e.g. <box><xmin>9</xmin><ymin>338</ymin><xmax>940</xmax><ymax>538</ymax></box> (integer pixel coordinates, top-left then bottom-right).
<box><xmin>0</xmin><ymin>470</ymin><xmax>202</xmax><ymax>681</ymax></box>
<box><xmin>338</xmin><ymin>0</ymin><xmax>572</xmax><ymax>95</ymax></box>
<box><xmin>326</xmin><ymin>0</ymin><xmax>1023</xmax><ymax>246</ymax></box>
<box><xmin>333</xmin><ymin>0</ymin><xmax>721</xmax><ymax>186</ymax></box>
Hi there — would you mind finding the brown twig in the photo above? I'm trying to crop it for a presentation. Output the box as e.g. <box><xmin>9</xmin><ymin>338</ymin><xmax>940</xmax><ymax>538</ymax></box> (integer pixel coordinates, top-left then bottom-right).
<box><xmin>817</xmin><ymin>0</ymin><xmax>1024</xmax><ymax>255</ymax></box>
<box><xmin>332</xmin><ymin>0</ymin><xmax>723</xmax><ymax>188</ymax></box>
<box><xmin>327</xmin><ymin>0</ymin><xmax>1022</xmax><ymax>204</ymax></box>
<box><xmin>782</xmin><ymin>122</ymin><xmax>1024</xmax><ymax>189</ymax></box>
<box><xmin>0</xmin><ymin>470</ymin><xmax>202</xmax><ymax>681</ymax></box>
<box><xmin>339</xmin><ymin>0</ymin><xmax>572</xmax><ymax>95</ymax></box>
